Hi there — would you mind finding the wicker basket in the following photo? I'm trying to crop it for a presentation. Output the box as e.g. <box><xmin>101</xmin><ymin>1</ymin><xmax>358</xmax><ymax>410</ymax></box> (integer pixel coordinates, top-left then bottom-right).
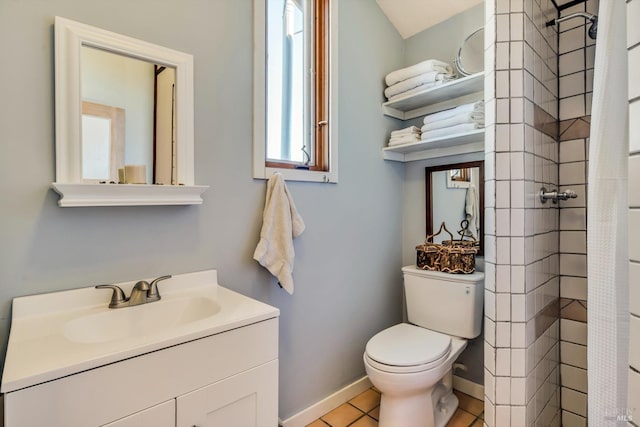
<box><xmin>415</xmin><ymin>222</ymin><xmax>454</xmax><ymax>271</ymax></box>
<box><xmin>416</xmin><ymin>222</ymin><xmax>478</xmax><ymax>274</ymax></box>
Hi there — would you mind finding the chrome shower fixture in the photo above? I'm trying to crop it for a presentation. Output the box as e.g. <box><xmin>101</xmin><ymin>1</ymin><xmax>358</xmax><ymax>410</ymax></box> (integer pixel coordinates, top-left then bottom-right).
<box><xmin>546</xmin><ymin>12</ymin><xmax>598</xmax><ymax>40</ymax></box>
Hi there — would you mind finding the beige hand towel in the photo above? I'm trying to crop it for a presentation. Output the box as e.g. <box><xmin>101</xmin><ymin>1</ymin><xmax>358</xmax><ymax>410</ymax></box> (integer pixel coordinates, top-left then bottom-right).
<box><xmin>253</xmin><ymin>173</ymin><xmax>305</xmax><ymax>294</ymax></box>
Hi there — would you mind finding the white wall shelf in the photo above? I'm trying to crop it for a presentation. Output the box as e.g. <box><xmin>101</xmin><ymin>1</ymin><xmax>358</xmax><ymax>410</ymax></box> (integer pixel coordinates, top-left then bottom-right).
<box><xmin>382</xmin><ymin>72</ymin><xmax>485</xmax><ymax>120</ymax></box>
<box><xmin>381</xmin><ymin>71</ymin><xmax>485</xmax><ymax>162</ymax></box>
<box><xmin>51</xmin><ymin>183</ymin><xmax>209</xmax><ymax>207</ymax></box>
<box><xmin>382</xmin><ymin>130</ymin><xmax>484</xmax><ymax>162</ymax></box>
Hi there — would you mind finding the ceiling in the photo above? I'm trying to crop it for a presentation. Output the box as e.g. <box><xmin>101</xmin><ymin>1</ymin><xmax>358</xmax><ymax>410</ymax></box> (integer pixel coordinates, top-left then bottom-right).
<box><xmin>376</xmin><ymin>0</ymin><xmax>485</xmax><ymax>39</ymax></box>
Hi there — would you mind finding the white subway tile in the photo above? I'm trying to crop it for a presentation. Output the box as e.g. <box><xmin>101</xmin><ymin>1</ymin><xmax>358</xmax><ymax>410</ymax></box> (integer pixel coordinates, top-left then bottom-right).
<box><xmin>628</xmin><ymin>0</ymin><xmax>640</xmax><ymax>48</ymax></box>
<box><xmin>497</xmin><ymin>14</ymin><xmax>510</xmax><ymax>42</ymax></box>
<box><xmin>496</xmin><ymin>292</ymin><xmax>511</xmax><ymax>321</ymax></box>
<box><xmin>486</xmin><ymin>289</ymin><xmax>496</xmax><ymax>320</ymax></box>
<box><xmin>559</xmin><ymin>26</ymin><xmax>584</xmax><ymax>55</ymax></box>
<box><xmin>496</xmin><ymin>98</ymin><xmax>510</xmax><ymax>123</ymax></box>
<box><xmin>560</xmin><ymin>276</ymin><xmax>587</xmax><ymax>300</ymax></box>
<box><xmin>495</xmin><ymin>209</ymin><xmax>511</xmax><ymax>237</ymax></box>
<box><xmin>560</xmin><ymin>72</ymin><xmax>585</xmax><ymax>99</ymax></box>
<box><xmin>629</xmin><ymin>156</ymin><xmax>640</xmax><ymax>207</ymax></box>
<box><xmin>560</xmin><ymin>319</ymin><xmax>587</xmax><ymax>346</ymax></box>
<box><xmin>559</xmin><ymin>50</ymin><xmax>583</xmax><ymax>76</ymax></box>
<box><xmin>496</xmin><ymin>0</ymin><xmax>509</xmax><ymax>14</ymax></box>
<box><xmin>560</xmin><ymin>230</ymin><xmax>587</xmax><ymax>254</ymax></box>
<box><xmin>495</xmin><ymin>377</ymin><xmax>511</xmax><ymax>404</ymax></box>
<box><xmin>496</xmin><ymin>405</ymin><xmax>511</xmax><ymax>425</ymax></box>
<box><xmin>631</xmin><ymin>262</ymin><xmax>640</xmax><ymax>316</ymax></box>
<box><xmin>511</xmin><ymin>236</ymin><xmax>525</xmax><ymax>264</ymax></box>
<box><xmin>562</xmin><ymin>409</ymin><xmax>587</xmax><ymax>427</ymax></box>
<box><xmin>496</xmin><ymin>348</ymin><xmax>511</xmax><ymax>376</ymax></box>
<box><xmin>511</xmin><ymin>97</ymin><xmax>524</xmax><ymax>123</ymax></box>
<box><xmin>560</xmin><ymin>208</ymin><xmax>587</xmax><ymax>231</ymax></box>
<box><xmin>511</xmin><ymin>322</ymin><xmax>526</xmax><ymax>348</ymax></box>
<box><xmin>496</xmin><ymin>42</ymin><xmax>510</xmax><ymax>70</ymax></box>
<box><xmin>496</xmin><ymin>321</ymin><xmax>511</xmax><ymax>348</ymax></box>
<box><xmin>511</xmin><ymin>41</ymin><xmax>524</xmax><ymax>69</ymax></box>
<box><xmin>495</xmin><ymin>124</ymin><xmax>510</xmax><ymax>152</ymax></box>
<box><xmin>629</xmin><ymin>369</ymin><xmax>640</xmax><ymax>422</ymax></box>
<box><xmin>496</xmin><ymin>181</ymin><xmax>510</xmax><ymax>208</ymax></box>
<box><xmin>629</xmin><ymin>47</ymin><xmax>640</xmax><ymax>100</ymax></box>
<box><xmin>560</xmin><ymin>95</ymin><xmax>586</xmax><ymax>121</ymax></box>
<box><xmin>559</xmin><ymin>139</ymin><xmax>586</xmax><ymax>163</ymax></box>
<box><xmin>559</xmin><ymin>161</ymin><xmax>586</xmax><ymax>186</ymax></box>
<box><xmin>486</xmin><ymin>341</ymin><xmax>497</xmax><ymax>374</ymax></box>
<box><xmin>630</xmin><ymin>101</ymin><xmax>640</xmax><ymax>153</ymax></box>
<box><xmin>511</xmin><ymin>70</ymin><xmax>524</xmax><ymax>97</ymax></box>
<box><xmin>630</xmin><ymin>210</ymin><xmax>640</xmax><ymax>261</ymax></box>
<box><xmin>511</xmin><ymin>180</ymin><xmax>525</xmax><ymax>209</ymax></box>
<box><xmin>485</xmin><ymin>317</ymin><xmax>496</xmax><ymax>347</ymax></box>
<box><xmin>485</xmin><ymin>369</ymin><xmax>497</xmax><ymax>405</ymax></box>
<box><xmin>497</xmin><ymin>237</ymin><xmax>511</xmax><ymax>265</ymax></box>
<box><xmin>496</xmin><ymin>70</ymin><xmax>510</xmax><ymax>98</ymax></box>
<box><xmin>560</xmin><ymin>341</ymin><xmax>587</xmax><ymax>369</ymax></box>
<box><xmin>510</xmin><ymin>13</ymin><xmax>524</xmax><ymax>41</ymax></box>
<box><xmin>485</xmin><ymin>397</ymin><xmax>496</xmax><ymax>427</ymax></box>
<box><xmin>630</xmin><ymin>314</ymin><xmax>640</xmax><ymax>371</ymax></box>
<box><xmin>512</xmin><ymin>265</ymin><xmax>525</xmax><ymax>293</ymax></box>
<box><xmin>510</xmin><ymin>406</ymin><xmax>526</xmax><ymax>427</ymax></box>
<box><xmin>562</xmin><ymin>387</ymin><xmax>587</xmax><ymax>417</ymax></box>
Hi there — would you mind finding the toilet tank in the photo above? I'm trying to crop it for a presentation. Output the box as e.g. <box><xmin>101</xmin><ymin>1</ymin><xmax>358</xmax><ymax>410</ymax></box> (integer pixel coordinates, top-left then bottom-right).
<box><xmin>402</xmin><ymin>265</ymin><xmax>484</xmax><ymax>339</ymax></box>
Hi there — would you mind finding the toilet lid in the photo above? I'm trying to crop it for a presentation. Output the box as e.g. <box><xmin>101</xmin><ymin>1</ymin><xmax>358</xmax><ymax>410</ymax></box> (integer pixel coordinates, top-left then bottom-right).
<box><xmin>365</xmin><ymin>323</ymin><xmax>451</xmax><ymax>368</ymax></box>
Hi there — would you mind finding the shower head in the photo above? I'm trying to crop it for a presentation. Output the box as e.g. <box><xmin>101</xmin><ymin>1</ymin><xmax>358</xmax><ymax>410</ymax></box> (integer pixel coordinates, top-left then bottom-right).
<box><xmin>545</xmin><ymin>12</ymin><xmax>598</xmax><ymax>40</ymax></box>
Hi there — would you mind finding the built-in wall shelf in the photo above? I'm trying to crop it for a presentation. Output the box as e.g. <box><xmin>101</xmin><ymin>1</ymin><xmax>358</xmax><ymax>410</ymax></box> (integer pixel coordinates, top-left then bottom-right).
<box><xmin>382</xmin><ymin>129</ymin><xmax>484</xmax><ymax>162</ymax></box>
<box><xmin>382</xmin><ymin>72</ymin><xmax>484</xmax><ymax>120</ymax></box>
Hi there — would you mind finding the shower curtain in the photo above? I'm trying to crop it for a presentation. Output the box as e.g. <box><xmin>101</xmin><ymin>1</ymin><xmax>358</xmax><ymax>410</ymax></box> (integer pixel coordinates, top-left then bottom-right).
<box><xmin>587</xmin><ymin>0</ymin><xmax>629</xmax><ymax>424</ymax></box>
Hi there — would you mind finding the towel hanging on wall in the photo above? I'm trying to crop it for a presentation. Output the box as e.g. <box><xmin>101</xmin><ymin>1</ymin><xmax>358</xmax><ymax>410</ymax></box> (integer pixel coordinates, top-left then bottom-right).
<box><xmin>253</xmin><ymin>173</ymin><xmax>305</xmax><ymax>294</ymax></box>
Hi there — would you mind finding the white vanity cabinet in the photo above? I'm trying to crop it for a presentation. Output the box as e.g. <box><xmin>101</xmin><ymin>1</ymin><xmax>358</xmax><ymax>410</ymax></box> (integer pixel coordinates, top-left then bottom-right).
<box><xmin>3</xmin><ymin>317</ymin><xmax>279</xmax><ymax>427</ymax></box>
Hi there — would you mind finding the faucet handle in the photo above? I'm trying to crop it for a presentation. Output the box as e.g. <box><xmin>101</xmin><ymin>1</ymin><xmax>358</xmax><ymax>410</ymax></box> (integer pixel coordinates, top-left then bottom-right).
<box><xmin>147</xmin><ymin>275</ymin><xmax>171</xmax><ymax>301</ymax></box>
<box><xmin>95</xmin><ymin>284</ymin><xmax>128</xmax><ymax>308</ymax></box>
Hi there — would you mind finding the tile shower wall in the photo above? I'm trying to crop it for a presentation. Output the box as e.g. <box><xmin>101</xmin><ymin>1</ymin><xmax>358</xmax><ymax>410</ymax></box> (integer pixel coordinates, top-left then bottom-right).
<box><xmin>628</xmin><ymin>0</ymin><xmax>640</xmax><ymax>424</ymax></box>
<box><xmin>556</xmin><ymin>1</ymin><xmax>597</xmax><ymax>425</ymax></box>
<box><xmin>484</xmin><ymin>0</ymin><xmax>561</xmax><ymax>425</ymax></box>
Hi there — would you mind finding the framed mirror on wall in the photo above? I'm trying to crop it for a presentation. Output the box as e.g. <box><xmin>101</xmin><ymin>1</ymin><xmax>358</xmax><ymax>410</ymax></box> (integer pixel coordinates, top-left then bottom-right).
<box><xmin>425</xmin><ymin>160</ymin><xmax>484</xmax><ymax>255</ymax></box>
<box><xmin>52</xmin><ymin>16</ymin><xmax>207</xmax><ymax>206</ymax></box>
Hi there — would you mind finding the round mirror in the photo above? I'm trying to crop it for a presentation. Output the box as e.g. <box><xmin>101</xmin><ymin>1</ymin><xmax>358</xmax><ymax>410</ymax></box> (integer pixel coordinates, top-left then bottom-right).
<box><xmin>454</xmin><ymin>27</ymin><xmax>484</xmax><ymax>76</ymax></box>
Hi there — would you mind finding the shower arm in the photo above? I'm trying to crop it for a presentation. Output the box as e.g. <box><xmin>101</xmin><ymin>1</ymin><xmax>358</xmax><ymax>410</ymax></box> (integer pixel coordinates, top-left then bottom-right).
<box><xmin>545</xmin><ymin>12</ymin><xmax>596</xmax><ymax>27</ymax></box>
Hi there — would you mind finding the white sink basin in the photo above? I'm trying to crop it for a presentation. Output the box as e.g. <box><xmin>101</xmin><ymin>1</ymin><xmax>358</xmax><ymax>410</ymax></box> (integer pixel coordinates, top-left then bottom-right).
<box><xmin>1</xmin><ymin>270</ymin><xmax>280</xmax><ymax>393</ymax></box>
<box><xmin>64</xmin><ymin>296</ymin><xmax>221</xmax><ymax>344</ymax></box>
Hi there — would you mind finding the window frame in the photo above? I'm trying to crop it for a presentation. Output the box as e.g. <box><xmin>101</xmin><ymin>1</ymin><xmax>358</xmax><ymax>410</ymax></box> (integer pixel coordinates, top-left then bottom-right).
<box><xmin>253</xmin><ymin>0</ymin><xmax>338</xmax><ymax>183</ymax></box>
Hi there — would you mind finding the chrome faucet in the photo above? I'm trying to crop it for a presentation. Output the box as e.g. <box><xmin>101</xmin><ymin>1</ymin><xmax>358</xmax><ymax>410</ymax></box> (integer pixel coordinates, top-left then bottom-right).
<box><xmin>96</xmin><ymin>275</ymin><xmax>171</xmax><ymax>309</ymax></box>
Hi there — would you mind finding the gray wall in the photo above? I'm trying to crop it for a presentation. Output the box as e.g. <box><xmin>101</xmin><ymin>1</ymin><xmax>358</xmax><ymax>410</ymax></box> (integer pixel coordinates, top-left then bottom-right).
<box><xmin>400</xmin><ymin>4</ymin><xmax>486</xmax><ymax>385</ymax></box>
<box><xmin>0</xmin><ymin>0</ymin><xmax>406</xmax><ymax>419</ymax></box>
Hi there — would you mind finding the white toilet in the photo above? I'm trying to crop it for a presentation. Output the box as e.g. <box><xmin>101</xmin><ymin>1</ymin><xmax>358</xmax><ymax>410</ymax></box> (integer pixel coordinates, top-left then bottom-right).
<box><xmin>363</xmin><ymin>265</ymin><xmax>484</xmax><ymax>427</ymax></box>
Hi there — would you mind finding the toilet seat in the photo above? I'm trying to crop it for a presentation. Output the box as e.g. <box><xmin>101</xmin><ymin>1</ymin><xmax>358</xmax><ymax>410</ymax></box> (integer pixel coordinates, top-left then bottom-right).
<box><xmin>365</xmin><ymin>323</ymin><xmax>451</xmax><ymax>374</ymax></box>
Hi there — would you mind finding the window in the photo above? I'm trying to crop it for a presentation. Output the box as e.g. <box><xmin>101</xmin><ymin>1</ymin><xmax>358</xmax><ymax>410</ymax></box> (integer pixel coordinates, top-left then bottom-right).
<box><xmin>253</xmin><ymin>0</ymin><xmax>337</xmax><ymax>183</ymax></box>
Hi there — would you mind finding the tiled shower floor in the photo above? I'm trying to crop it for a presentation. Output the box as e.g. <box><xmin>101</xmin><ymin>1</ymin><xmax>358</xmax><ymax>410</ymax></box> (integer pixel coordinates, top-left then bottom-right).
<box><xmin>306</xmin><ymin>387</ymin><xmax>484</xmax><ymax>427</ymax></box>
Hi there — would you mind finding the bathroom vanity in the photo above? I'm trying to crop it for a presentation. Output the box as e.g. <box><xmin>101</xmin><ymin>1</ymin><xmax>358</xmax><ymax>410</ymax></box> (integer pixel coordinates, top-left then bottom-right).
<box><xmin>1</xmin><ymin>270</ymin><xmax>280</xmax><ymax>427</ymax></box>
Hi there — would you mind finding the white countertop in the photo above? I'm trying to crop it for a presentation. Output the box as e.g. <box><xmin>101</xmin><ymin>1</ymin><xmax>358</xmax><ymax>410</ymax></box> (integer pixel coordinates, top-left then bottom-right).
<box><xmin>1</xmin><ymin>269</ymin><xmax>279</xmax><ymax>393</ymax></box>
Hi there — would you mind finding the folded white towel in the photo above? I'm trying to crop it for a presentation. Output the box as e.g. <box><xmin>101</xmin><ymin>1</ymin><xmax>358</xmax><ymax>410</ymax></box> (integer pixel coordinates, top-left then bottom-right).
<box><xmin>422</xmin><ymin>101</ymin><xmax>484</xmax><ymax>124</ymax></box>
<box><xmin>390</xmin><ymin>126</ymin><xmax>421</xmax><ymax>137</ymax></box>
<box><xmin>388</xmin><ymin>133</ymin><xmax>421</xmax><ymax>146</ymax></box>
<box><xmin>421</xmin><ymin>123</ymin><xmax>483</xmax><ymax>141</ymax></box>
<box><xmin>421</xmin><ymin>111</ymin><xmax>485</xmax><ymax>132</ymax></box>
<box><xmin>384</xmin><ymin>71</ymin><xmax>454</xmax><ymax>99</ymax></box>
<box><xmin>253</xmin><ymin>172</ymin><xmax>305</xmax><ymax>295</ymax></box>
<box><xmin>385</xmin><ymin>59</ymin><xmax>454</xmax><ymax>86</ymax></box>
<box><xmin>386</xmin><ymin>81</ymin><xmax>444</xmax><ymax>102</ymax></box>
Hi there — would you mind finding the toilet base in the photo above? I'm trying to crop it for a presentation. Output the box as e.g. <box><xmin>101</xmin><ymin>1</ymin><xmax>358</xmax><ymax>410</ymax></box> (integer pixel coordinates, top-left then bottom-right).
<box><xmin>377</xmin><ymin>386</ymin><xmax>458</xmax><ymax>427</ymax></box>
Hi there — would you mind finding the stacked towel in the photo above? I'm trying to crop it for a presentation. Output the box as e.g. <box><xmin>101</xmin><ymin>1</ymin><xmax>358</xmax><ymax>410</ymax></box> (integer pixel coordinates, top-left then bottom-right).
<box><xmin>384</xmin><ymin>59</ymin><xmax>455</xmax><ymax>101</ymax></box>
<box><xmin>388</xmin><ymin>126</ymin><xmax>421</xmax><ymax>147</ymax></box>
<box><xmin>420</xmin><ymin>101</ymin><xmax>485</xmax><ymax>141</ymax></box>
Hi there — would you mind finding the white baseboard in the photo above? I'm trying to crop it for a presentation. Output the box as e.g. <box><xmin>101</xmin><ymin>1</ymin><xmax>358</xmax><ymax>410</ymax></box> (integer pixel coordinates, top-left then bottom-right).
<box><xmin>453</xmin><ymin>375</ymin><xmax>484</xmax><ymax>401</ymax></box>
<box><xmin>279</xmin><ymin>376</ymin><xmax>372</xmax><ymax>427</ymax></box>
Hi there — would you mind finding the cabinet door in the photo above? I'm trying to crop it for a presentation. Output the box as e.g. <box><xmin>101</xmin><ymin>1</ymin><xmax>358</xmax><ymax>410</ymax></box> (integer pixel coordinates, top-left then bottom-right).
<box><xmin>102</xmin><ymin>399</ymin><xmax>175</xmax><ymax>427</ymax></box>
<box><xmin>176</xmin><ymin>360</ymin><xmax>278</xmax><ymax>427</ymax></box>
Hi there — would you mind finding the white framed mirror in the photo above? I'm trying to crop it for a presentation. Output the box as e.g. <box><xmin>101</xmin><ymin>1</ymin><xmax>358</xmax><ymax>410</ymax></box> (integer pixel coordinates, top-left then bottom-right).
<box><xmin>52</xmin><ymin>16</ymin><xmax>208</xmax><ymax>207</ymax></box>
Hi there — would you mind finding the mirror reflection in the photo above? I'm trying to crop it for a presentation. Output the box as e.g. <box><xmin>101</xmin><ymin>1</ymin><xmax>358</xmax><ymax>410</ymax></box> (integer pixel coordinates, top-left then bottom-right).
<box><xmin>426</xmin><ymin>161</ymin><xmax>484</xmax><ymax>255</ymax></box>
<box><xmin>80</xmin><ymin>46</ymin><xmax>177</xmax><ymax>184</ymax></box>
